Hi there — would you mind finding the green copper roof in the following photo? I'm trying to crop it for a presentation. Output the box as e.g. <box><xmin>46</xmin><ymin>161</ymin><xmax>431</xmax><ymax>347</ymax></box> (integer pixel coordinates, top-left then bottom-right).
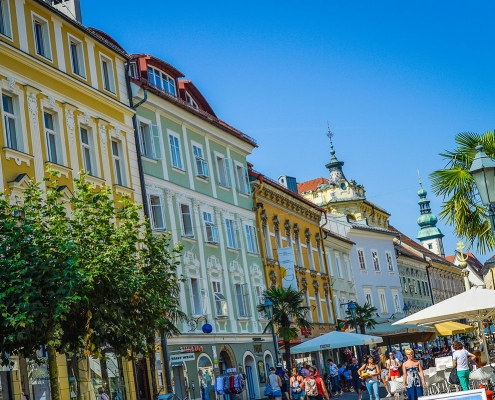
<box><xmin>416</xmin><ymin>182</ymin><xmax>444</xmax><ymax>240</ymax></box>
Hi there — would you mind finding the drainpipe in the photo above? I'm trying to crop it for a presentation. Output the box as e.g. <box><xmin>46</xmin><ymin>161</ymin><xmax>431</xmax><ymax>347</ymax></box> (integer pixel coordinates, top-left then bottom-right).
<box><xmin>319</xmin><ymin>210</ymin><xmax>339</xmax><ymax>327</ymax></box>
<box><xmin>425</xmin><ymin>262</ymin><xmax>435</xmax><ymax>305</ymax></box>
<box><xmin>125</xmin><ymin>62</ymin><xmax>173</xmax><ymax>394</ymax></box>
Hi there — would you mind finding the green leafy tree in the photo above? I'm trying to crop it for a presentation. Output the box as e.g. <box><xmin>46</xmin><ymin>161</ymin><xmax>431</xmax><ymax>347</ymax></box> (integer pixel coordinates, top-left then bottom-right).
<box><xmin>345</xmin><ymin>303</ymin><xmax>378</xmax><ymax>334</ymax></box>
<box><xmin>0</xmin><ymin>173</ymin><xmax>185</xmax><ymax>400</ymax></box>
<box><xmin>258</xmin><ymin>286</ymin><xmax>313</xmax><ymax>370</ymax></box>
<box><xmin>429</xmin><ymin>131</ymin><xmax>495</xmax><ymax>254</ymax></box>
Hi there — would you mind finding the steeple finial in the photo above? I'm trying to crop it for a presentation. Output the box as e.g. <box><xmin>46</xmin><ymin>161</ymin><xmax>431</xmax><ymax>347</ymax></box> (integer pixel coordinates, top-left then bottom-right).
<box><xmin>418</xmin><ymin>170</ymin><xmax>422</xmax><ymax>187</ymax></box>
<box><xmin>326</xmin><ymin>122</ymin><xmax>336</xmax><ymax>160</ymax></box>
<box><xmin>325</xmin><ymin>123</ymin><xmax>347</xmax><ymax>184</ymax></box>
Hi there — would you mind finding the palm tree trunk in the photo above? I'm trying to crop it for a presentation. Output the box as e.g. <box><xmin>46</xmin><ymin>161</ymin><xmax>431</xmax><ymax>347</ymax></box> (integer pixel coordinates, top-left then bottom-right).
<box><xmin>47</xmin><ymin>344</ymin><xmax>60</xmax><ymax>400</ymax></box>
<box><xmin>284</xmin><ymin>340</ymin><xmax>291</xmax><ymax>371</ymax></box>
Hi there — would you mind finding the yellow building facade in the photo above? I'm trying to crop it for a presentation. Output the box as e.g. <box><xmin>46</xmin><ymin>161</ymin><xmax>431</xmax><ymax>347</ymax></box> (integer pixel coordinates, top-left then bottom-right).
<box><xmin>0</xmin><ymin>1</ymin><xmax>141</xmax><ymax>400</ymax></box>
<box><xmin>250</xmin><ymin>171</ymin><xmax>337</xmax><ymax>343</ymax></box>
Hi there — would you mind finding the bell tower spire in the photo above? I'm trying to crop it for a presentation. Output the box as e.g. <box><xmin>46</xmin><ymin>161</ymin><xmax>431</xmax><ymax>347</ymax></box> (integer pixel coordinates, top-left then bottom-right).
<box><xmin>416</xmin><ymin>172</ymin><xmax>445</xmax><ymax>257</ymax></box>
<box><xmin>325</xmin><ymin>124</ymin><xmax>347</xmax><ymax>184</ymax></box>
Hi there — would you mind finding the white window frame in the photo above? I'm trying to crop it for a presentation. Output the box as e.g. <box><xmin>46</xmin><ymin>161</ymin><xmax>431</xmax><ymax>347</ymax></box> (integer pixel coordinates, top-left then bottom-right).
<box><xmin>80</xmin><ymin>126</ymin><xmax>95</xmax><ymax>176</ymax></box>
<box><xmin>43</xmin><ymin>111</ymin><xmax>59</xmax><ymax>164</ymax></box>
<box><xmin>357</xmin><ymin>248</ymin><xmax>366</xmax><ymax>270</ymax></box>
<box><xmin>378</xmin><ymin>289</ymin><xmax>388</xmax><ymax>313</ymax></box>
<box><xmin>235</xmin><ymin>283</ymin><xmax>249</xmax><ymax>318</ymax></box>
<box><xmin>326</xmin><ymin>249</ymin><xmax>334</xmax><ymax>276</ymax></box>
<box><xmin>254</xmin><ymin>285</ymin><xmax>264</xmax><ymax>318</ymax></box>
<box><xmin>0</xmin><ymin>0</ymin><xmax>13</xmax><ymax>39</ymax></box>
<box><xmin>225</xmin><ymin>218</ymin><xmax>238</xmax><ymax>249</ymax></box>
<box><xmin>129</xmin><ymin>62</ymin><xmax>138</xmax><ymax>78</ymax></box>
<box><xmin>168</xmin><ymin>131</ymin><xmax>183</xmax><ymax>170</ymax></box>
<box><xmin>392</xmin><ymin>289</ymin><xmax>400</xmax><ymax>312</ymax></box>
<box><xmin>148</xmin><ymin>194</ymin><xmax>166</xmax><ymax>231</ymax></box>
<box><xmin>111</xmin><ymin>139</ymin><xmax>126</xmax><ymax>186</ymax></box>
<box><xmin>245</xmin><ymin>224</ymin><xmax>259</xmax><ymax>254</ymax></box>
<box><xmin>215</xmin><ymin>153</ymin><xmax>231</xmax><ymax>188</ymax></box>
<box><xmin>68</xmin><ymin>34</ymin><xmax>86</xmax><ymax>78</ymax></box>
<box><xmin>1</xmin><ymin>92</ymin><xmax>21</xmax><ymax>151</ymax></box>
<box><xmin>234</xmin><ymin>161</ymin><xmax>251</xmax><ymax>195</ymax></box>
<box><xmin>364</xmin><ymin>287</ymin><xmax>373</xmax><ymax>306</ymax></box>
<box><xmin>190</xmin><ymin>277</ymin><xmax>208</xmax><ymax>317</ymax></box>
<box><xmin>316</xmin><ymin>294</ymin><xmax>323</xmax><ymax>323</ymax></box>
<box><xmin>307</xmin><ymin>239</ymin><xmax>315</xmax><ymax>271</ymax></box>
<box><xmin>335</xmin><ymin>252</ymin><xmax>343</xmax><ymax>279</ymax></box>
<box><xmin>295</xmin><ymin>235</ymin><xmax>304</xmax><ymax>267</ymax></box>
<box><xmin>179</xmin><ymin>203</ymin><xmax>194</xmax><ymax>238</ymax></box>
<box><xmin>371</xmin><ymin>250</ymin><xmax>380</xmax><ymax>271</ymax></box>
<box><xmin>100</xmin><ymin>54</ymin><xmax>116</xmax><ymax>94</ymax></box>
<box><xmin>147</xmin><ymin>66</ymin><xmax>176</xmax><ymax>96</ymax></box>
<box><xmin>317</xmin><ymin>243</ymin><xmax>324</xmax><ymax>273</ymax></box>
<box><xmin>386</xmin><ymin>251</ymin><xmax>394</xmax><ymax>271</ymax></box>
<box><xmin>344</xmin><ymin>257</ymin><xmax>352</xmax><ymax>281</ymax></box>
<box><xmin>138</xmin><ymin>118</ymin><xmax>162</xmax><ymax>160</ymax></box>
<box><xmin>325</xmin><ymin>292</ymin><xmax>334</xmax><ymax>323</ymax></box>
<box><xmin>334</xmin><ymin>295</ymin><xmax>340</xmax><ymax>319</ymax></box>
<box><xmin>186</xmin><ymin>92</ymin><xmax>198</xmax><ymax>109</ymax></box>
<box><xmin>212</xmin><ymin>281</ymin><xmax>228</xmax><ymax>317</ymax></box>
<box><xmin>203</xmin><ymin>211</ymin><xmax>219</xmax><ymax>244</ymax></box>
<box><xmin>32</xmin><ymin>13</ymin><xmax>52</xmax><ymax>60</ymax></box>
<box><xmin>262</xmin><ymin>224</ymin><xmax>273</xmax><ymax>258</ymax></box>
<box><xmin>192</xmin><ymin>142</ymin><xmax>209</xmax><ymax>179</ymax></box>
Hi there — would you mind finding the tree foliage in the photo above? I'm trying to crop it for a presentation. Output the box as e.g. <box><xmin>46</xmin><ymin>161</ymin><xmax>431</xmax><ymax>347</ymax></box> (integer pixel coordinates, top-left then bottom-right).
<box><xmin>0</xmin><ymin>172</ymin><xmax>184</xmax><ymax>367</ymax></box>
<box><xmin>258</xmin><ymin>286</ymin><xmax>313</xmax><ymax>370</ymax></box>
<box><xmin>429</xmin><ymin>131</ymin><xmax>495</xmax><ymax>254</ymax></box>
<box><xmin>345</xmin><ymin>302</ymin><xmax>378</xmax><ymax>334</ymax></box>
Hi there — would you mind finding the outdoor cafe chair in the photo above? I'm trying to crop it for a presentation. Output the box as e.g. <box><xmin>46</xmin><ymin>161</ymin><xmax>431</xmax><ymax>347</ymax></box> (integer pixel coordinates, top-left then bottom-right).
<box><xmin>388</xmin><ymin>379</ymin><xmax>405</xmax><ymax>400</ymax></box>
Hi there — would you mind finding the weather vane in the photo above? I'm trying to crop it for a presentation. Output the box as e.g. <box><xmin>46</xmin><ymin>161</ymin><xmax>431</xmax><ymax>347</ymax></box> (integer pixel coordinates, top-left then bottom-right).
<box><xmin>326</xmin><ymin>122</ymin><xmax>334</xmax><ymax>140</ymax></box>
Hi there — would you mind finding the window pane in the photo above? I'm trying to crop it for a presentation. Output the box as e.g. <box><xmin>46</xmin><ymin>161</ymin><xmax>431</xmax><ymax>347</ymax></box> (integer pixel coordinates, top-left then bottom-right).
<box><xmin>70</xmin><ymin>42</ymin><xmax>79</xmax><ymax>74</ymax></box>
<box><xmin>80</xmin><ymin>127</ymin><xmax>89</xmax><ymax>144</ymax></box>
<box><xmin>111</xmin><ymin>140</ymin><xmax>119</xmax><ymax>156</ymax></box>
<box><xmin>0</xmin><ymin>1</ymin><xmax>5</xmax><ymax>36</ymax></box>
<box><xmin>102</xmin><ymin>60</ymin><xmax>110</xmax><ymax>90</ymax></box>
<box><xmin>2</xmin><ymin>94</ymin><xmax>12</xmax><ymax>113</ymax></box>
<box><xmin>46</xmin><ymin>132</ymin><xmax>57</xmax><ymax>163</ymax></box>
<box><xmin>44</xmin><ymin>112</ymin><xmax>53</xmax><ymax>130</ymax></box>
<box><xmin>34</xmin><ymin>21</ymin><xmax>44</xmax><ymax>56</ymax></box>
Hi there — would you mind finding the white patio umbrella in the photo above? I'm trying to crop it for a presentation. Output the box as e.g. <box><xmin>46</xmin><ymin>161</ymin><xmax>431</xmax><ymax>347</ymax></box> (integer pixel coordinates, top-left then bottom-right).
<box><xmin>393</xmin><ymin>286</ymin><xmax>495</xmax><ymax>361</ymax></box>
<box><xmin>290</xmin><ymin>330</ymin><xmax>382</xmax><ymax>354</ymax></box>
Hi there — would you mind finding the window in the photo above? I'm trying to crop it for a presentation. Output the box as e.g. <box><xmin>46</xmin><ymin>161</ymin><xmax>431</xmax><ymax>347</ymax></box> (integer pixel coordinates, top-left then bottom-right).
<box><xmin>317</xmin><ymin>244</ymin><xmax>324</xmax><ymax>272</ymax></box>
<box><xmin>235</xmin><ymin>283</ymin><xmax>249</xmax><ymax>317</ymax></box>
<box><xmin>193</xmin><ymin>144</ymin><xmax>209</xmax><ymax>178</ymax></box>
<box><xmin>379</xmin><ymin>291</ymin><xmax>388</xmax><ymax>313</ymax></box>
<box><xmin>212</xmin><ymin>281</ymin><xmax>228</xmax><ymax>317</ymax></box>
<box><xmin>80</xmin><ymin>127</ymin><xmax>93</xmax><ymax>175</ymax></box>
<box><xmin>111</xmin><ymin>140</ymin><xmax>124</xmax><ymax>186</ymax></box>
<box><xmin>101</xmin><ymin>56</ymin><xmax>115</xmax><ymax>93</ymax></box>
<box><xmin>402</xmin><ymin>277</ymin><xmax>408</xmax><ymax>292</ymax></box>
<box><xmin>326</xmin><ymin>250</ymin><xmax>334</xmax><ymax>276</ymax></box>
<box><xmin>235</xmin><ymin>164</ymin><xmax>251</xmax><ymax>195</ymax></box>
<box><xmin>307</xmin><ymin>239</ymin><xmax>315</xmax><ymax>270</ymax></box>
<box><xmin>190</xmin><ymin>278</ymin><xmax>208</xmax><ymax>316</ymax></box>
<box><xmin>225</xmin><ymin>219</ymin><xmax>238</xmax><ymax>249</ymax></box>
<box><xmin>316</xmin><ymin>295</ymin><xmax>323</xmax><ymax>323</ymax></box>
<box><xmin>33</xmin><ymin>17</ymin><xmax>51</xmax><ymax>59</ymax></box>
<box><xmin>186</xmin><ymin>92</ymin><xmax>198</xmax><ymax>109</ymax></box>
<box><xmin>335</xmin><ymin>253</ymin><xmax>343</xmax><ymax>278</ymax></box>
<box><xmin>372</xmin><ymin>250</ymin><xmax>380</xmax><ymax>271</ymax></box>
<box><xmin>357</xmin><ymin>249</ymin><xmax>366</xmax><ymax>269</ymax></box>
<box><xmin>364</xmin><ymin>288</ymin><xmax>373</xmax><ymax>306</ymax></box>
<box><xmin>428</xmin><ymin>243</ymin><xmax>433</xmax><ymax>250</ymax></box>
<box><xmin>44</xmin><ymin>112</ymin><xmax>58</xmax><ymax>163</ymax></box>
<box><xmin>344</xmin><ymin>258</ymin><xmax>352</xmax><ymax>281</ymax></box>
<box><xmin>180</xmin><ymin>204</ymin><xmax>194</xmax><ymax>238</ymax></box>
<box><xmin>334</xmin><ymin>295</ymin><xmax>340</xmax><ymax>318</ymax></box>
<box><xmin>129</xmin><ymin>62</ymin><xmax>138</xmax><ymax>78</ymax></box>
<box><xmin>245</xmin><ymin>225</ymin><xmax>259</xmax><ymax>254</ymax></box>
<box><xmin>2</xmin><ymin>94</ymin><xmax>19</xmax><ymax>150</ymax></box>
<box><xmin>262</xmin><ymin>225</ymin><xmax>272</xmax><ymax>258</ymax></box>
<box><xmin>69</xmin><ymin>38</ymin><xmax>85</xmax><ymax>77</ymax></box>
<box><xmin>295</xmin><ymin>235</ymin><xmax>304</xmax><ymax>267</ymax></box>
<box><xmin>255</xmin><ymin>286</ymin><xmax>264</xmax><ymax>318</ymax></box>
<box><xmin>147</xmin><ymin>67</ymin><xmax>176</xmax><ymax>96</ymax></box>
<box><xmin>392</xmin><ymin>291</ymin><xmax>400</xmax><ymax>313</ymax></box>
<box><xmin>168</xmin><ymin>133</ymin><xmax>183</xmax><ymax>169</ymax></box>
<box><xmin>274</xmin><ymin>226</ymin><xmax>282</xmax><ymax>249</ymax></box>
<box><xmin>138</xmin><ymin>121</ymin><xmax>153</xmax><ymax>158</ymax></box>
<box><xmin>216</xmin><ymin>156</ymin><xmax>231</xmax><ymax>187</ymax></box>
<box><xmin>149</xmin><ymin>195</ymin><xmax>166</xmax><ymax>230</ymax></box>
<box><xmin>0</xmin><ymin>0</ymin><xmax>12</xmax><ymax>38</ymax></box>
<box><xmin>325</xmin><ymin>293</ymin><xmax>334</xmax><ymax>323</ymax></box>
<box><xmin>203</xmin><ymin>212</ymin><xmax>219</xmax><ymax>244</ymax></box>
<box><xmin>386</xmin><ymin>252</ymin><xmax>394</xmax><ymax>271</ymax></box>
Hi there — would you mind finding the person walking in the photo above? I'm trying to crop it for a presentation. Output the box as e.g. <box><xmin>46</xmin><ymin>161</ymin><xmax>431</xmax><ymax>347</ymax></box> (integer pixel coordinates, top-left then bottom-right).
<box><xmin>276</xmin><ymin>363</ymin><xmax>290</xmax><ymax>400</ymax></box>
<box><xmin>402</xmin><ymin>348</ymin><xmax>426</xmax><ymax>400</ymax></box>
<box><xmin>301</xmin><ymin>363</ymin><xmax>311</xmax><ymax>378</ymax></box>
<box><xmin>452</xmin><ymin>340</ymin><xmax>476</xmax><ymax>391</ymax></box>
<box><xmin>290</xmin><ymin>368</ymin><xmax>304</xmax><ymax>400</ymax></box>
<box><xmin>269</xmin><ymin>367</ymin><xmax>283</xmax><ymax>400</ymax></box>
<box><xmin>98</xmin><ymin>388</ymin><xmax>110</xmax><ymax>400</ymax></box>
<box><xmin>328</xmin><ymin>359</ymin><xmax>343</xmax><ymax>396</ymax></box>
<box><xmin>379</xmin><ymin>353</ymin><xmax>392</xmax><ymax>398</ymax></box>
<box><xmin>304</xmin><ymin>366</ymin><xmax>330</xmax><ymax>400</ymax></box>
<box><xmin>358</xmin><ymin>356</ymin><xmax>381</xmax><ymax>400</ymax></box>
<box><xmin>347</xmin><ymin>357</ymin><xmax>363</xmax><ymax>400</ymax></box>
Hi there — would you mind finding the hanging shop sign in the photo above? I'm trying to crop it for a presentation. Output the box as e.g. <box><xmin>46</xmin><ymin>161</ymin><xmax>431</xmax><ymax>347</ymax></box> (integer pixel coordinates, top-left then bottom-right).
<box><xmin>170</xmin><ymin>353</ymin><xmax>196</xmax><ymax>363</ymax></box>
<box><xmin>179</xmin><ymin>346</ymin><xmax>204</xmax><ymax>353</ymax></box>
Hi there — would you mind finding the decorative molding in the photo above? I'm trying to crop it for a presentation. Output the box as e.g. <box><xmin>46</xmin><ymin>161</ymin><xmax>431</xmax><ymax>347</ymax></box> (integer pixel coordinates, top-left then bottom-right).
<box><xmin>99</xmin><ymin>124</ymin><xmax>107</xmax><ymax>152</ymax></box>
<box><xmin>45</xmin><ymin>162</ymin><xmax>72</xmax><ymax>179</ymax></box>
<box><xmin>269</xmin><ymin>270</ymin><xmax>277</xmax><ymax>287</ymax></box>
<box><xmin>301</xmin><ymin>278</ymin><xmax>308</xmax><ymax>293</ymax></box>
<box><xmin>323</xmin><ymin>282</ymin><xmax>330</xmax><ymax>296</ymax></box>
<box><xmin>114</xmin><ymin>184</ymin><xmax>134</xmax><ymax>197</ymax></box>
<box><xmin>66</xmin><ymin>109</ymin><xmax>75</xmax><ymax>142</ymax></box>
<box><xmin>48</xmin><ymin>95</ymin><xmax>56</xmax><ymax>109</ymax></box>
<box><xmin>27</xmin><ymin>93</ymin><xmax>39</xmax><ymax>126</ymax></box>
<box><xmin>83</xmin><ymin>112</ymin><xmax>91</xmax><ymax>125</ymax></box>
<box><xmin>7</xmin><ymin>77</ymin><xmax>15</xmax><ymax>91</ymax></box>
<box><xmin>250</xmin><ymin>264</ymin><xmax>262</xmax><ymax>276</ymax></box>
<box><xmin>3</xmin><ymin>148</ymin><xmax>33</xmax><ymax>167</ymax></box>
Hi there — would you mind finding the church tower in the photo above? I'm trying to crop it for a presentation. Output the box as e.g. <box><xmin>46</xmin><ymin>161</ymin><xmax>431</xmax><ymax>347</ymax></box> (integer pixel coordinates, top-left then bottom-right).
<box><xmin>417</xmin><ymin>179</ymin><xmax>445</xmax><ymax>257</ymax></box>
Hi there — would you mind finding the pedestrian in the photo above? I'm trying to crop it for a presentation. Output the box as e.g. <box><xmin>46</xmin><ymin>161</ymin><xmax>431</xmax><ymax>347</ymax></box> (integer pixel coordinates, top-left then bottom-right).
<box><xmin>269</xmin><ymin>367</ymin><xmax>283</xmax><ymax>400</ymax></box>
<box><xmin>394</xmin><ymin>348</ymin><xmax>404</xmax><ymax>363</ymax></box>
<box><xmin>98</xmin><ymin>388</ymin><xmax>110</xmax><ymax>400</ymax></box>
<box><xmin>379</xmin><ymin>353</ymin><xmax>392</xmax><ymax>398</ymax></box>
<box><xmin>290</xmin><ymin>368</ymin><xmax>304</xmax><ymax>400</ymax></box>
<box><xmin>347</xmin><ymin>357</ymin><xmax>363</xmax><ymax>400</ymax></box>
<box><xmin>301</xmin><ymin>363</ymin><xmax>311</xmax><ymax>378</ymax></box>
<box><xmin>276</xmin><ymin>363</ymin><xmax>290</xmax><ymax>400</ymax></box>
<box><xmin>402</xmin><ymin>348</ymin><xmax>426</xmax><ymax>400</ymax></box>
<box><xmin>327</xmin><ymin>359</ymin><xmax>343</xmax><ymax>396</ymax></box>
<box><xmin>304</xmin><ymin>366</ymin><xmax>330</xmax><ymax>400</ymax></box>
<box><xmin>358</xmin><ymin>355</ymin><xmax>381</xmax><ymax>400</ymax></box>
<box><xmin>452</xmin><ymin>340</ymin><xmax>476</xmax><ymax>391</ymax></box>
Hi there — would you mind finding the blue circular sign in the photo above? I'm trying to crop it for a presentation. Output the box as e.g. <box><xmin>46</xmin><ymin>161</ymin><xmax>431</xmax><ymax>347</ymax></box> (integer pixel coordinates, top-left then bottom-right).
<box><xmin>202</xmin><ymin>323</ymin><xmax>213</xmax><ymax>334</ymax></box>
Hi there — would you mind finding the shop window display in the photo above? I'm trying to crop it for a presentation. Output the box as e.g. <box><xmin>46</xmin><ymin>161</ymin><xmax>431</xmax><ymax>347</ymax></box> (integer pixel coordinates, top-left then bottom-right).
<box><xmin>90</xmin><ymin>352</ymin><xmax>126</xmax><ymax>400</ymax></box>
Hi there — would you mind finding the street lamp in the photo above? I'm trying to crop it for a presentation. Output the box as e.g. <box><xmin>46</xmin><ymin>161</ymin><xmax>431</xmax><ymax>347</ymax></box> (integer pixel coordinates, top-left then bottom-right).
<box><xmin>262</xmin><ymin>298</ymin><xmax>279</xmax><ymax>364</ymax></box>
<box><xmin>469</xmin><ymin>144</ymin><xmax>495</xmax><ymax>230</ymax></box>
<box><xmin>344</xmin><ymin>300</ymin><xmax>361</xmax><ymax>363</ymax></box>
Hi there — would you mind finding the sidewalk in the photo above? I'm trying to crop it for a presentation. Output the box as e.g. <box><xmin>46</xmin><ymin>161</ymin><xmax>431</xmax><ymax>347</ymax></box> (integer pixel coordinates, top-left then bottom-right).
<box><xmin>331</xmin><ymin>385</ymin><xmax>390</xmax><ymax>400</ymax></box>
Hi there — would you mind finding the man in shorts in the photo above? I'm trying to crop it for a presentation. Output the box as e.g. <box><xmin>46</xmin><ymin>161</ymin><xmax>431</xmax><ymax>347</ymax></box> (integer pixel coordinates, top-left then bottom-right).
<box><xmin>347</xmin><ymin>358</ymin><xmax>363</xmax><ymax>400</ymax></box>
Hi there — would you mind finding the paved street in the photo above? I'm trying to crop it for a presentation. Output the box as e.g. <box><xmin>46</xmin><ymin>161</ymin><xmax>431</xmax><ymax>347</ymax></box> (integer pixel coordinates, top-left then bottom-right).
<box><xmin>330</xmin><ymin>385</ymin><xmax>390</xmax><ymax>400</ymax></box>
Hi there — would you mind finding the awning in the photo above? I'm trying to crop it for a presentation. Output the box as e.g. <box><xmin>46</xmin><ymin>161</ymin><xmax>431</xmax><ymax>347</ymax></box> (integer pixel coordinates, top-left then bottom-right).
<box><xmin>290</xmin><ymin>330</ymin><xmax>382</xmax><ymax>354</ymax></box>
<box><xmin>433</xmin><ymin>321</ymin><xmax>474</xmax><ymax>336</ymax></box>
<box><xmin>367</xmin><ymin>322</ymin><xmax>436</xmax><ymax>344</ymax></box>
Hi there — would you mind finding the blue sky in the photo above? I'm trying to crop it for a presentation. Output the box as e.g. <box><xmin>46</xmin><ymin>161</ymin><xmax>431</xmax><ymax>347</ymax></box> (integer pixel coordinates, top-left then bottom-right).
<box><xmin>82</xmin><ymin>1</ymin><xmax>495</xmax><ymax>261</ymax></box>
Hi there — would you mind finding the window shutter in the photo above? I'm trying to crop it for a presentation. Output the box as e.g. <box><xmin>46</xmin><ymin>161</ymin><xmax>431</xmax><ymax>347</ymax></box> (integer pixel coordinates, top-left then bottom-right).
<box><xmin>151</xmin><ymin>124</ymin><xmax>162</xmax><ymax>159</ymax></box>
<box><xmin>243</xmin><ymin>167</ymin><xmax>251</xmax><ymax>194</ymax></box>
<box><xmin>138</xmin><ymin>124</ymin><xmax>145</xmax><ymax>156</ymax></box>
<box><xmin>242</xmin><ymin>283</ymin><xmax>251</xmax><ymax>317</ymax></box>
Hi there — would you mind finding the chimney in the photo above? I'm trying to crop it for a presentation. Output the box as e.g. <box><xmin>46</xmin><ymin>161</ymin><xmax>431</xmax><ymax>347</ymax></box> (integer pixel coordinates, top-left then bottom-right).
<box><xmin>51</xmin><ymin>0</ymin><xmax>82</xmax><ymax>23</ymax></box>
<box><xmin>278</xmin><ymin>175</ymin><xmax>298</xmax><ymax>193</ymax></box>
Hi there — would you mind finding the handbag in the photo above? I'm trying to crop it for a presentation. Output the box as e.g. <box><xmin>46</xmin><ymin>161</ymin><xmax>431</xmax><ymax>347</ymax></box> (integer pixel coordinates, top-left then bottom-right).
<box><xmin>449</xmin><ymin>367</ymin><xmax>460</xmax><ymax>385</ymax></box>
<box><xmin>264</xmin><ymin>383</ymin><xmax>273</xmax><ymax>396</ymax></box>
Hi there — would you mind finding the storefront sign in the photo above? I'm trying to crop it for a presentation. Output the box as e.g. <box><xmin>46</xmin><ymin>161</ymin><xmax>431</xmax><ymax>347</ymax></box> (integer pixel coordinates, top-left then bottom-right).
<box><xmin>170</xmin><ymin>353</ymin><xmax>196</xmax><ymax>363</ymax></box>
<box><xmin>179</xmin><ymin>346</ymin><xmax>203</xmax><ymax>353</ymax></box>
<box><xmin>277</xmin><ymin>247</ymin><xmax>297</xmax><ymax>290</ymax></box>
<box><xmin>301</xmin><ymin>328</ymin><xmax>312</xmax><ymax>336</ymax></box>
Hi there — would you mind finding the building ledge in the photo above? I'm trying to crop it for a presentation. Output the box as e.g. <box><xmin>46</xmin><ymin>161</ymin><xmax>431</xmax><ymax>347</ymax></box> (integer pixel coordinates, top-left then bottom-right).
<box><xmin>45</xmin><ymin>161</ymin><xmax>72</xmax><ymax>178</ymax></box>
<box><xmin>3</xmin><ymin>147</ymin><xmax>34</xmax><ymax>167</ymax></box>
<box><xmin>114</xmin><ymin>184</ymin><xmax>134</xmax><ymax>197</ymax></box>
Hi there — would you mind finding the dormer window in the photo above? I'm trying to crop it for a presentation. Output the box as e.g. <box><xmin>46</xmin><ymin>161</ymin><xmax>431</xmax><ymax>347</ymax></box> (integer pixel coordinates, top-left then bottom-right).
<box><xmin>186</xmin><ymin>92</ymin><xmax>198</xmax><ymax>109</ymax></box>
<box><xmin>148</xmin><ymin>66</ymin><xmax>176</xmax><ymax>96</ymax></box>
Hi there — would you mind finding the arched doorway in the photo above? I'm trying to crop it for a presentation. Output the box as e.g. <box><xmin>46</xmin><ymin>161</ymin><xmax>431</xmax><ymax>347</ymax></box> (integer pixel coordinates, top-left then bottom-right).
<box><xmin>197</xmin><ymin>354</ymin><xmax>215</xmax><ymax>400</ymax></box>
<box><xmin>264</xmin><ymin>352</ymin><xmax>274</xmax><ymax>377</ymax></box>
<box><xmin>243</xmin><ymin>352</ymin><xmax>259</xmax><ymax>400</ymax></box>
<box><xmin>218</xmin><ymin>345</ymin><xmax>236</xmax><ymax>374</ymax></box>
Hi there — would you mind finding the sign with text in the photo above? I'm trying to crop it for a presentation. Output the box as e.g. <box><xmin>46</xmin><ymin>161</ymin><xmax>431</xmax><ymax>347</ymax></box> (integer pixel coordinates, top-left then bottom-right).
<box><xmin>277</xmin><ymin>247</ymin><xmax>297</xmax><ymax>289</ymax></box>
<box><xmin>179</xmin><ymin>346</ymin><xmax>203</xmax><ymax>353</ymax></box>
<box><xmin>170</xmin><ymin>353</ymin><xmax>196</xmax><ymax>363</ymax></box>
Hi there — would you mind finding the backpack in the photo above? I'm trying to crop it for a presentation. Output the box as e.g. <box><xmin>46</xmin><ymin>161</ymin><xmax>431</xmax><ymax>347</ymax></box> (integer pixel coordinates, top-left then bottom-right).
<box><xmin>292</xmin><ymin>378</ymin><xmax>302</xmax><ymax>393</ymax></box>
<box><xmin>449</xmin><ymin>367</ymin><xmax>460</xmax><ymax>385</ymax></box>
<box><xmin>304</xmin><ymin>377</ymin><xmax>319</xmax><ymax>397</ymax></box>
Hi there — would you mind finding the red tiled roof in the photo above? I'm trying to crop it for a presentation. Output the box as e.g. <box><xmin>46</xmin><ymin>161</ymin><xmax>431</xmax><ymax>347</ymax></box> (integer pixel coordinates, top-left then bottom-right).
<box><xmin>446</xmin><ymin>252</ymin><xmax>484</xmax><ymax>272</ymax></box>
<box><xmin>445</xmin><ymin>255</ymin><xmax>454</xmax><ymax>262</ymax></box>
<box><xmin>297</xmin><ymin>177</ymin><xmax>329</xmax><ymax>194</ymax></box>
